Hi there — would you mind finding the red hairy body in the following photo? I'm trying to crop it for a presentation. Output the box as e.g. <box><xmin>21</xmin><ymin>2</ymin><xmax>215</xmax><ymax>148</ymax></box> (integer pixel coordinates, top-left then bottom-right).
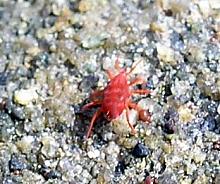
<box><xmin>102</xmin><ymin>70</ymin><xmax>130</xmax><ymax>120</ymax></box>
<box><xmin>82</xmin><ymin>59</ymin><xmax>151</xmax><ymax>138</ymax></box>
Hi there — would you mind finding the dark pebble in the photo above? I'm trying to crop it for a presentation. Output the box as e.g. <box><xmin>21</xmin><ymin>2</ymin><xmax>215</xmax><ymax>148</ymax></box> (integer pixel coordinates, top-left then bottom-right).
<box><xmin>0</xmin><ymin>72</ymin><xmax>8</xmax><ymax>85</ymax></box>
<box><xmin>11</xmin><ymin>106</ymin><xmax>25</xmax><ymax>121</ymax></box>
<box><xmin>137</xmin><ymin>0</ymin><xmax>149</xmax><ymax>10</ymax></box>
<box><xmin>55</xmin><ymin>123</ymin><xmax>66</xmax><ymax>132</ymax></box>
<box><xmin>163</xmin><ymin>108</ymin><xmax>178</xmax><ymax>134</ymax></box>
<box><xmin>72</xmin><ymin>104</ymin><xmax>81</xmax><ymax>114</ymax></box>
<box><xmin>44</xmin><ymin>170</ymin><xmax>61</xmax><ymax>180</ymax></box>
<box><xmin>79</xmin><ymin>75</ymin><xmax>99</xmax><ymax>92</ymax></box>
<box><xmin>39</xmin><ymin>166</ymin><xmax>61</xmax><ymax>180</ymax></box>
<box><xmin>164</xmin><ymin>9</ymin><xmax>173</xmax><ymax>16</ymax></box>
<box><xmin>6</xmin><ymin>100</ymin><xmax>25</xmax><ymax>121</ymax></box>
<box><xmin>72</xmin><ymin>22</ymin><xmax>83</xmax><ymax>30</ymax></box>
<box><xmin>31</xmin><ymin>52</ymin><xmax>50</xmax><ymax>69</ymax></box>
<box><xmin>202</xmin><ymin>101</ymin><xmax>217</xmax><ymax>116</ymax></box>
<box><xmin>43</xmin><ymin>16</ymin><xmax>57</xmax><ymax>28</ymax></box>
<box><xmin>15</xmin><ymin>66</ymin><xmax>29</xmax><ymax>78</ymax></box>
<box><xmin>164</xmin><ymin>108</ymin><xmax>178</xmax><ymax>122</ymax></box>
<box><xmin>163</xmin><ymin>121</ymin><xmax>176</xmax><ymax>134</ymax></box>
<box><xmin>9</xmin><ymin>154</ymin><xmax>27</xmax><ymax>172</ymax></box>
<box><xmin>201</xmin><ymin>116</ymin><xmax>216</xmax><ymax>132</ymax></box>
<box><xmin>163</xmin><ymin>84</ymin><xmax>172</xmax><ymax>101</ymax></box>
<box><xmin>207</xmin><ymin>102</ymin><xmax>217</xmax><ymax>115</ymax></box>
<box><xmin>2</xmin><ymin>177</ymin><xmax>17</xmax><ymax>184</ymax></box>
<box><xmin>170</xmin><ymin>31</ymin><xmax>184</xmax><ymax>51</ymax></box>
<box><xmin>132</xmin><ymin>143</ymin><xmax>150</xmax><ymax>158</ymax></box>
<box><xmin>0</xmin><ymin>98</ymin><xmax>7</xmax><ymax>110</ymax></box>
<box><xmin>213</xmin><ymin>140</ymin><xmax>220</xmax><ymax>151</ymax></box>
<box><xmin>115</xmin><ymin>161</ymin><xmax>126</xmax><ymax>176</ymax></box>
<box><xmin>145</xmin><ymin>76</ymin><xmax>154</xmax><ymax>90</ymax></box>
<box><xmin>208</xmin><ymin>61</ymin><xmax>217</xmax><ymax>72</ymax></box>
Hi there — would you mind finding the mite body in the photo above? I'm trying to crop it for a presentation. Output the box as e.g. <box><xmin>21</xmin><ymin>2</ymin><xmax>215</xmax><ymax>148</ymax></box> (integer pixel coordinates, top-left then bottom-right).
<box><xmin>102</xmin><ymin>69</ymin><xmax>130</xmax><ymax>120</ymax></box>
<box><xmin>82</xmin><ymin>59</ymin><xmax>151</xmax><ymax>138</ymax></box>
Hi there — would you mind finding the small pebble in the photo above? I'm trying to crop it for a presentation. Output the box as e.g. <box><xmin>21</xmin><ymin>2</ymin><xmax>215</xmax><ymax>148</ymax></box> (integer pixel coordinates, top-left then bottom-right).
<box><xmin>14</xmin><ymin>88</ymin><xmax>38</xmax><ymax>106</ymax></box>
<box><xmin>156</xmin><ymin>43</ymin><xmax>176</xmax><ymax>66</ymax></box>
<box><xmin>197</xmin><ymin>0</ymin><xmax>211</xmax><ymax>17</ymax></box>
<box><xmin>81</xmin><ymin>33</ymin><xmax>109</xmax><ymax>49</ymax></box>
<box><xmin>10</xmin><ymin>105</ymin><xmax>25</xmax><ymax>120</ymax></box>
<box><xmin>132</xmin><ymin>143</ymin><xmax>150</xmax><ymax>158</ymax></box>
<box><xmin>191</xmin><ymin>147</ymin><xmax>206</xmax><ymax>164</ymax></box>
<box><xmin>87</xmin><ymin>149</ymin><xmax>100</xmax><ymax>159</ymax></box>
<box><xmin>202</xmin><ymin>116</ymin><xmax>216</xmax><ymax>132</ymax></box>
<box><xmin>163</xmin><ymin>121</ymin><xmax>176</xmax><ymax>134</ymax></box>
<box><xmin>9</xmin><ymin>154</ymin><xmax>27</xmax><ymax>172</ymax></box>
<box><xmin>0</xmin><ymin>72</ymin><xmax>8</xmax><ymax>85</ymax></box>
<box><xmin>178</xmin><ymin>105</ymin><xmax>195</xmax><ymax>124</ymax></box>
<box><xmin>41</xmin><ymin>136</ymin><xmax>59</xmax><ymax>158</ymax></box>
<box><xmin>193</xmin><ymin>174</ymin><xmax>208</xmax><ymax>184</ymax></box>
<box><xmin>16</xmin><ymin>135</ymin><xmax>35</xmax><ymax>154</ymax></box>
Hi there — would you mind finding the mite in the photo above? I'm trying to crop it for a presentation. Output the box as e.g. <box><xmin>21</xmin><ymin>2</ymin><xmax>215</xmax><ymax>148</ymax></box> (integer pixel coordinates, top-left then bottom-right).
<box><xmin>82</xmin><ymin>58</ymin><xmax>151</xmax><ymax>138</ymax></box>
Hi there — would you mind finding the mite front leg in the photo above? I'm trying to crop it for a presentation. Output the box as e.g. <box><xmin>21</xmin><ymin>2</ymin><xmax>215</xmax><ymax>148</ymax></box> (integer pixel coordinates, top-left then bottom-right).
<box><xmin>129</xmin><ymin>76</ymin><xmax>145</xmax><ymax>86</ymax></box>
<box><xmin>131</xmin><ymin>89</ymin><xmax>151</xmax><ymax>95</ymax></box>
<box><xmin>82</xmin><ymin>101</ymin><xmax>102</xmax><ymax>111</ymax></box>
<box><xmin>106</xmin><ymin>69</ymin><xmax>115</xmax><ymax>80</ymax></box>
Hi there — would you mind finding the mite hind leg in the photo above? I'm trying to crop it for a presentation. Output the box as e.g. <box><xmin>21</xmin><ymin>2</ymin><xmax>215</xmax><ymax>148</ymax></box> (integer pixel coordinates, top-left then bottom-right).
<box><xmin>125</xmin><ymin>105</ymin><xmax>136</xmax><ymax>135</ymax></box>
<box><xmin>129</xmin><ymin>76</ymin><xmax>145</xmax><ymax>86</ymax></box>
<box><xmin>82</xmin><ymin>90</ymin><xmax>104</xmax><ymax>111</ymax></box>
<box><xmin>129</xmin><ymin>77</ymin><xmax>151</xmax><ymax>95</ymax></box>
<box><xmin>90</xmin><ymin>90</ymin><xmax>104</xmax><ymax>102</ymax></box>
<box><xmin>128</xmin><ymin>101</ymin><xmax>151</xmax><ymax>122</ymax></box>
<box><xmin>86</xmin><ymin>109</ymin><xmax>102</xmax><ymax>138</ymax></box>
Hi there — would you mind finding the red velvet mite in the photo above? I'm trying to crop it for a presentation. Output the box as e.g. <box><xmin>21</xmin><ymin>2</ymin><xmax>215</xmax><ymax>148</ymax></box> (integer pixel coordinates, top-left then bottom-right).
<box><xmin>82</xmin><ymin>58</ymin><xmax>151</xmax><ymax>138</ymax></box>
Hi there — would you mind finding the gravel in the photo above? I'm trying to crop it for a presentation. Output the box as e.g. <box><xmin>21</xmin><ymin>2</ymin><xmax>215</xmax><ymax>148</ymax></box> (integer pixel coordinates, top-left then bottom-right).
<box><xmin>0</xmin><ymin>0</ymin><xmax>219</xmax><ymax>183</ymax></box>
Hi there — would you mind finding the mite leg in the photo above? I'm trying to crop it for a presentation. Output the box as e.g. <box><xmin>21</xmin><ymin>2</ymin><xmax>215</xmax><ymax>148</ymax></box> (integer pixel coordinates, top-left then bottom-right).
<box><xmin>131</xmin><ymin>89</ymin><xmax>151</xmax><ymax>95</ymax></box>
<box><xmin>106</xmin><ymin>57</ymin><xmax>121</xmax><ymax>79</ymax></box>
<box><xmin>128</xmin><ymin>101</ymin><xmax>151</xmax><ymax>122</ymax></box>
<box><xmin>86</xmin><ymin>109</ymin><xmax>102</xmax><ymax>138</ymax></box>
<box><xmin>126</xmin><ymin>59</ymin><xmax>142</xmax><ymax>75</ymax></box>
<box><xmin>82</xmin><ymin>101</ymin><xmax>102</xmax><ymax>111</ymax></box>
<box><xmin>114</xmin><ymin>57</ymin><xmax>121</xmax><ymax>71</ymax></box>
<box><xmin>125</xmin><ymin>105</ymin><xmax>136</xmax><ymax>134</ymax></box>
<box><xmin>129</xmin><ymin>76</ymin><xmax>145</xmax><ymax>86</ymax></box>
<box><xmin>128</xmin><ymin>101</ymin><xmax>141</xmax><ymax>111</ymax></box>
<box><xmin>106</xmin><ymin>69</ymin><xmax>115</xmax><ymax>80</ymax></box>
<box><xmin>129</xmin><ymin>77</ymin><xmax>151</xmax><ymax>95</ymax></box>
<box><xmin>90</xmin><ymin>90</ymin><xmax>104</xmax><ymax>102</ymax></box>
